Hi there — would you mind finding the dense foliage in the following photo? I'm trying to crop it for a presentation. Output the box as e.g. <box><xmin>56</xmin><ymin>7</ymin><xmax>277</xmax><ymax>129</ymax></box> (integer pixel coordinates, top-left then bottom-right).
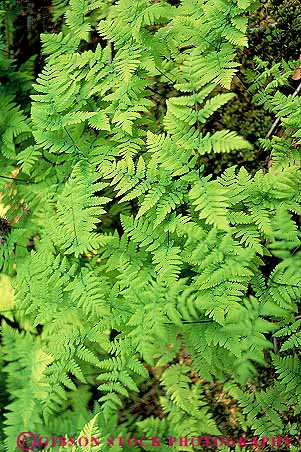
<box><xmin>0</xmin><ymin>1</ymin><xmax>300</xmax><ymax>451</ymax></box>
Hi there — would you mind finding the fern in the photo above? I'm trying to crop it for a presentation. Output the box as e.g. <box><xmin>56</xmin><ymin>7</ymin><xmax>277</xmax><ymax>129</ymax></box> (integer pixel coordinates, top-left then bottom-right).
<box><xmin>0</xmin><ymin>0</ymin><xmax>301</xmax><ymax>449</ymax></box>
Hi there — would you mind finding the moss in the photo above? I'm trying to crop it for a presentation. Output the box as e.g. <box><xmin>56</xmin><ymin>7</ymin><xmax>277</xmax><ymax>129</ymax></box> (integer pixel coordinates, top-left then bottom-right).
<box><xmin>201</xmin><ymin>82</ymin><xmax>272</xmax><ymax>175</ymax></box>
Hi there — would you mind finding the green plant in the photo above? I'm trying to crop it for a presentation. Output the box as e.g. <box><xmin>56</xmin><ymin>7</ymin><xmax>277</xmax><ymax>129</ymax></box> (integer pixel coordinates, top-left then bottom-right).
<box><xmin>0</xmin><ymin>1</ymin><xmax>300</xmax><ymax>451</ymax></box>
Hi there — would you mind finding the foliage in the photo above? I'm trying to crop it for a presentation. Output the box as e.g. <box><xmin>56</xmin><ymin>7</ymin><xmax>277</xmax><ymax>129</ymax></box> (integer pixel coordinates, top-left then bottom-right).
<box><xmin>0</xmin><ymin>1</ymin><xmax>300</xmax><ymax>451</ymax></box>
